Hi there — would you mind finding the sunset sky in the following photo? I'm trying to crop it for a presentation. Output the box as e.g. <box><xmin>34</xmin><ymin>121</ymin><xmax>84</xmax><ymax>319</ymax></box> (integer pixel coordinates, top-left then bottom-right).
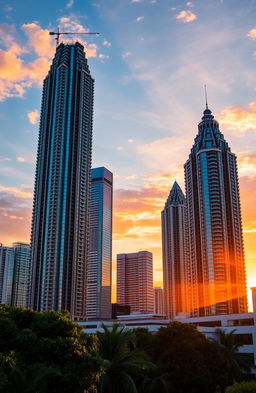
<box><xmin>0</xmin><ymin>0</ymin><xmax>256</xmax><ymax>306</ymax></box>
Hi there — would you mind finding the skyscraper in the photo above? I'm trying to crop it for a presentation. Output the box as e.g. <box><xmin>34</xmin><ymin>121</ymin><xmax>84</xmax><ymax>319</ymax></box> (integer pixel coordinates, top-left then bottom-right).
<box><xmin>0</xmin><ymin>242</ymin><xmax>31</xmax><ymax>307</ymax></box>
<box><xmin>30</xmin><ymin>42</ymin><xmax>94</xmax><ymax>320</ymax></box>
<box><xmin>162</xmin><ymin>182</ymin><xmax>187</xmax><ymax>318</ymax></box>
<box><xmin>12</xmin><ymin>243</ymin><xmax>31</xmax><ymax>307</ymax></box>
<box><xmin>87</xmin><ymin>167</ymin><xmax>113</xmax><ymax>320</ymax></box>
<box><xmin>117</xmin><ymin>251</ymin><xmax>154</xmax><ymax>314</ymax></box>
<box><xmin>184</xmin><ymin>106</ymin><xmax>247</xmax><ymax>316</ymax></box>
<box><xmin>0</xmin><ymin>244</ymin><xmax>14</xmax><ymax>305</ymax></box>
<box><xmin>154</xmin><ymin>287</ymin><xmax>164</xmax><ymax>314</ymax></box>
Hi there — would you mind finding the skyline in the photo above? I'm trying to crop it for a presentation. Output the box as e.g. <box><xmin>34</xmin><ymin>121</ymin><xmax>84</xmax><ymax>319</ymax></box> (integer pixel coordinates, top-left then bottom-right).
<box><xmin>0</xmin><ymin>0</ymin><xmax>256</xmax><ymax>307</ymax></box>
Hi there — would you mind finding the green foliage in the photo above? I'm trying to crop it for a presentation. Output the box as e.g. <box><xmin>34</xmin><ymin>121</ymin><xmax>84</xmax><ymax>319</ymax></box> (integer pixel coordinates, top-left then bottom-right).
<box><xmin>215</xmin><ymin>328</ymin><xmax>252</xmax><ymax>384</ymax></box>
<box><xmin>134</xmin><ymin>322</ymin><xmax>229</xmax><ymax>393</ymax></box>
<box><xmin>0</xmin><ymin>306</ymin><xmax>100</xmax><ymax>393</ymax></box>
<box><xmin>96</xmin><ymin>324</ymin><xmax>151</xmax><ymax>393</ymax></box>
<box><xmin>225</xmin><ymin>381</ymin><xmax>256</xmax><ymax>393</ymax></box>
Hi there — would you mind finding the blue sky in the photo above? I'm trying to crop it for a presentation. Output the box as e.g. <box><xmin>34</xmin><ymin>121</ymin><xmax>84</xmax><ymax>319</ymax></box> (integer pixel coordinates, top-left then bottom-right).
<box><xmin>0</xmin><ymin>0</ymin><xmax>256</xmax><ymax>301</ymax></box>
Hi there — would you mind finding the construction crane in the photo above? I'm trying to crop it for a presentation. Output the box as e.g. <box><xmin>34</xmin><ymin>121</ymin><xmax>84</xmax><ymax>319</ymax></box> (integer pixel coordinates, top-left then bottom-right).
<box><xmin>49</xmin><ymin>27</ymin><xmax>100</xmax><ymax>46</ymax></box>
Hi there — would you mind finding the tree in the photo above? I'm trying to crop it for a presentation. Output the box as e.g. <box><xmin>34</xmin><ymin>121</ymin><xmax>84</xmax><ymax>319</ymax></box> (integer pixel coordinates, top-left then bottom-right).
<box><xmin>96</xmin><ymin>324</ymin><xmax>150</xmax><ymax>393</ymax></box>
<box><xmin>225</xmin><ymin>381</ymin><xmax>256</xmax><ymax>393</ymax></box>
<box><xmin>215</xmin><ymin>328</ymin><xmax>252</xmax><ymax>384</ymax></box>
<box><xmin>0</xmin><ymin>306</ymin><xmax>100</xmax><ymax>393</ymax></box>
<box><xmin>135</xmin><ymin>322</ymin><xmax>228</xmax><ymax>393</ymax></box>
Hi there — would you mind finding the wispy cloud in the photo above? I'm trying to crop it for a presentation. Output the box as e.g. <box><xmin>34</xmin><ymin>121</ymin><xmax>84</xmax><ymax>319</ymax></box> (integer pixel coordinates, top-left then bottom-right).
<box><xmin>247</xmin><ymin>28</ymin><xmax>256</xmax><ymax>39</ymax></box>
<box><xmin>136</xmin><ymin>16</ymin><xmax>144</xmax><ymax>22</ymax></box>
<box><xmin>27</xmin><ymin>109</ymin><xmax>39</xmax><ymax>125</ymax></box>
<box><xmin>122</xmin><ymin>51</ymin><xmax>132</xmax><ymax>59</ymax></box>
<box><xmin>103</xmin><ymin>39</ymin><xmax>111</xmax><ymax>47</ymax></box>
<box><xmin>175</xmin><ymin>10</ymin><xmax>197</xmax><ymax>23</ymax></box>
<box><xmin>116</xmin><ymin>146</ymin><xmax>124</xmax><ymax>150</ymax></box>
<box><xmin>16</xmin><ymin>156</ymin><xmax>25</xmax><ymax>162</ymax></box>
<box><xmin>219</xmin><ymin>101</ymin><xmax>256</xmax><ymax>134</ymax></box>
<box><xmin>66</xmin><ymin>0</ymin><xmax>74</xmax><ymax>8</ymax></box>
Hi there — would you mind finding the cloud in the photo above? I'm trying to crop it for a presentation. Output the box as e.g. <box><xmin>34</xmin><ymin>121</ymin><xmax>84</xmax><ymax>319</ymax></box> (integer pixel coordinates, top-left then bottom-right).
<box><xmin>247</xmin><ymin>28</ymin><xmax>256</xmax><ymax>39</ymax></box>
<box><xmin>66</xmin><ymin>0</ymin><xmax>74</xmax><ymax>8</ymax></box>
<box><xmin>175</xmin><ymin>10</ymin><xmax>197</xmax><ymax>23</ymax></box>
<box><xmin>27</xmin><ymin>109</ymin><xmax>39</xmax><ymax>125</ymax></box>
<box><xmin>126</xmin><ymin>174</ymin><xmax>139</xmax><ymax>180</ymax></box>
<box><xmin>0</xmin><ymin>157</ymin><xmax>11</xmax><ymax>161</ymax></box>
<box><xmin>128</xmin><ymin>139</ymin><xmax>134</xmax><ymax>143</ymax></box>
<box><xmin>136</xmin><ymin>16</ymin><xmax>144</xmax><ymax>22</ymax></box>
<box><xmin>116</xmin><ymin>146</ymin><xmax>124</xmax><ymax>150</ymax></box>
<box><xmin>0</xmin><ymin>184</ymin><xmax>32</xmax><ymax>245</ymax></box>
<box><xmin>186</xmin><ymin>1</ymin><xmax>193</xmax><ymax>6</ymax></box>
<box><xmin>219</xmin><ymin>101</ymin><xmax>256</xmax><ymax>134</ymax></box>
<box><xmin>0</xmin><ymin>19</ymin><xmax>99</xmax><ymax>101</ymax></box>
<box><xmin>103</xmin><ymin>40</ymin><xmax>111</xmax><ymax>47</ymax></box>
<box><xmin>131</xmin><ymin>0</ymin><xmax>141</xmax><ymax>3</ymax></box>
<box><xmin>16</xmin><ymin>156</ymin><xmax>25</xmax><ymax>162</ymax></box>
<box><xmin>122</xmin><ymin>51</ymin><xmax>132</xmax><ymax>59</ymax></box>
<box><xmin>98</xmin><ymin>53</ymin><xmax>109</xmax><ymax>61</ymax></box>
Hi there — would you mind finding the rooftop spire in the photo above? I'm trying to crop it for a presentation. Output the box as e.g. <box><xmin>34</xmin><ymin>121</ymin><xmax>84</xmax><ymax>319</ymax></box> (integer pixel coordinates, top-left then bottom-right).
<box><xmin>204</xmin><ymin>84</ymin><xmax>208</xmax><ymax>109</ymax></box>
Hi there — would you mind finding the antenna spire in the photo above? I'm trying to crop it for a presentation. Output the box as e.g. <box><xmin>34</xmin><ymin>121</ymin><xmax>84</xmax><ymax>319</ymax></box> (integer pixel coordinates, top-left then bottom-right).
<box><xmin>204</xmin><ymin>84</ymin><xmax>208</xmax><ymax>109</ymax></box>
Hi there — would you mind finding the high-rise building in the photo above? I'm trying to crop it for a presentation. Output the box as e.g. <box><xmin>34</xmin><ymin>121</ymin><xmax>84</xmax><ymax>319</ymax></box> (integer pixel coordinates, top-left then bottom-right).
<box><xmin>117</xmin><ymin>251</ymin><xmax>154</xmax><ymax>314</ymax></box>
<box><xmin>184</xmin><ymin>106</ymin><xmax>247</xmax><ymax>316</ymax></box>
<box><xmin>0</xmin><ymin>244</ymin><xmax>14</xmax><ymax>305</ymax></box>
<box><xmin>87</xmin><ymin>167</ymin><xmax>113</xmax><ymax>319</ymax></box>
<box><xmin>12</xmin><ymin>243</ymin><xmax>31</xmax><ymax>307</ymax></box>
<box><xmin>30</xmin><ymin>42</ymin><xmax>94</xmax><ymax>320</ymax></box>
<box><xmin>162</xmin><ymin>182</ymin><xmax>187</xmax><ymax>319</ymax></box>
<box><xmin>0</xmin><ymin>242</ymin><xmax>31</xmax><ymax>307</ymax></box>
<box><xmin>154</xmin><ymin>287</ymin><xmax>164</xmax><ymax>314</ymax></box>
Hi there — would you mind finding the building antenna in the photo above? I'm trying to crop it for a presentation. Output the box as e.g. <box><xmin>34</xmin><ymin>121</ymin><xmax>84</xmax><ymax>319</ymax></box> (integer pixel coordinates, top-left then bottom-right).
<box><xmin>204</xmin><ymin>84</ymin><xmax>208</xmax><ymax>109</ymax></box>
<box><xmin>49</xmin><ymin>28</ymin><xmax>100</xmax><ymax>46</ymax></box>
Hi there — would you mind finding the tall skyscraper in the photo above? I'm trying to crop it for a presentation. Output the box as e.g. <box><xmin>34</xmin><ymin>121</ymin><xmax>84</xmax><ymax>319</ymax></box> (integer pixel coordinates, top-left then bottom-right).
<box><xmin>117</xmin><ymin>251</ymin><xmax>154</xmax><ymax>314</ymax></box>
<box><xmin>154</xmin><ymin>287</ymin><xmax>164</xmax><ymax>314</ymax></box>
<box><xmin>87</xmin><ymin>167</ymin><xmax>113</xmax><ymax>320</ymax></box>
<box><xmin>184</xmin><ymin>106</ymin><xmax>247</xmax><ymax>316</ymax></box>
<box><xmin>30</xmin><ymin>42</ymin><xmax>94</xmax><ymax>320</ymax></box>
<box><xmin>161</xmin><ymin>182</ymin><xmax>187</xmax><ymax>318</ymax></box>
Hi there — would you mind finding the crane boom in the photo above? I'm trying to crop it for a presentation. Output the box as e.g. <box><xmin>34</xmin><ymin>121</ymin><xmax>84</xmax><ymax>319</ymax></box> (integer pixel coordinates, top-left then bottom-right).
<box><xmin>49</xmin><ymin>29</ymin><xmax>100</xmax><ymax>46</ymax></box>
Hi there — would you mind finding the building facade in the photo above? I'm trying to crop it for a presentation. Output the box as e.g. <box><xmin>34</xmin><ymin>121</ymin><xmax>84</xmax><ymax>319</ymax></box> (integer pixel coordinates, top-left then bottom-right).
<box><xmin>154</xmin><ymin>287</ymin><xmax>164</xmax><ymax>315</ymax></box>
<box><xmin>30</xmin><ymin>42</ymin><xmax>94</xmax><ymax>320</ymax></box>
<box><xmin>184</xmin><ymin>106</ymin><xmax>247</xmax><ymax>317</ymax></box>
<box><xmin>87</xmin><ymin>167</ymin><xmax>113</xmax><ymax>319</ymax></box>
<box><xmin>0</xmin><ymin>242</ymin><xmax>31</xmax><ymax>307</ymax></box>
<box><xmin>12</xmin><ymin>243</ymin><xmax>31</xmax><ymax>307</ymax></box>
<box><xmin>0</xmin><ymin>244</ymin><xmax>14</xmax><ymax>305</ymax></box>
<box><xmin>117</xmin><ymin>251</ymin><xmax>154</xmax><ymax>314</ymax></box>
<box><xmin>162</xmin><ymin>182</ymin><xmax>187</xmax><ymax>318</ymax></box>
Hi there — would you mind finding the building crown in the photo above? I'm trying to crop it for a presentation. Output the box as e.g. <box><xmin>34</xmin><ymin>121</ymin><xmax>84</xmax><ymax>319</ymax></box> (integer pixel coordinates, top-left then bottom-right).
<box><xmin>165</xmin><ymin>181</ymin><xmax>185</xmax><ymax>207</ymax></box>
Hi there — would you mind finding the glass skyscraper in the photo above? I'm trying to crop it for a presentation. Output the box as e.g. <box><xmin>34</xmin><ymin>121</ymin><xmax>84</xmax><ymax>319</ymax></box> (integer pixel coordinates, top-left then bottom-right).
<box><xmin>0</xmin><ymin>242</ymin><xmax>31</xmax><ymax>307</ymax></box>
<box><xmin>30</xmin><ymin>42</ymin><xmax>94</xmax><ymax>320</ymax></box>
<box><xmin>184</xmin><ymin>106</ymin><xmax>248</xmax><ymax>316</ymax></box>
<box><xmin>162</xmin><ymin>182</ymin><xmax>187</xmax><ymax>318</ymax></box>
<box><xmin>87</xmin><ymin>167</ymin><xmax>113</xmax><ymax>320</ymax></box>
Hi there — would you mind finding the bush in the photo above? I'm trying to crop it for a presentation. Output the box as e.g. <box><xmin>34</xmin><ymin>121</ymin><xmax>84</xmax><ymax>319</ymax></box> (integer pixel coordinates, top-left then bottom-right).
<box><xmin>226</xmin><ymin>381</ymin><xmax>256</xmax><ymax>393</ymax></box>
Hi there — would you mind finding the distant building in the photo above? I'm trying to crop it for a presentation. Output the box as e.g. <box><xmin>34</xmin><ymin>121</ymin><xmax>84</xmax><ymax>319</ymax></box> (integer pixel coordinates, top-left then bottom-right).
<box><xmin>161</xmin><ymin>182</ymin><xmax>187</xmax><ymax>318</ymax></box>
<box><xmin>184</xmin><ymin>106</ymin><xmax>248</xmax><ymax>316</ymax></box>
<box><xmin>12</xmin><ymin>243</ymin><xmax>31</xmax><ymax>307</ymax></box>
<box><xmin>0</xmin><ymin>242</ymin><xmax>31</xmax><ymax>307</ymax></box>
<box><xmin>87</xmin><ymin>167</ymin><xmax>113</xmax><ymax>320</ymax></box>
<box><xmin>30</xmin><ymin>43</ymin><xmax>94</xmax><ymax>320</ymax></box>
<box><xmin>112</xmin><ymin>303</ymin><xmax>131</xmax><ymax>319</ymax></box>
<box><xmin>117</xmin><ymin>251</ymin><xmax>154</xmax><ymax>314</ymax></box>
<box><xmin>0</xmin><ymin>244</ymin><xmax>15</xmax><ymax>305</ymax></box>
<box><xmin>154</xmin><ymin>287</ymin><xmax>164</xmax><ymax>315</ymax></box>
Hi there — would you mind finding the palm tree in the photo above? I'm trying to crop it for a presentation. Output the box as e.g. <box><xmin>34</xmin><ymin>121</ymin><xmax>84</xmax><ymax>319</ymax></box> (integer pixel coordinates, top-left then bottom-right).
<box><xmin>214</xmin><ymin>328</ymin><xmax>252</xmax><ymax>384</ymax></box>
<box><xmin>96</xmin><ymin>324</ymin><xmax>150</xmax><ymax>393</ymax></box>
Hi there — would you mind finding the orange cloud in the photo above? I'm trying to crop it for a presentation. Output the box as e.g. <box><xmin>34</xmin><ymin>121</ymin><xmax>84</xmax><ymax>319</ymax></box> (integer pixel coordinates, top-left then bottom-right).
<box><xmin>16</xmin><ymin>156</ymin><xmax>25</xmax><ymax>163</ymax></box>
<box><xmin>219</xmin><ymin>102</ymin><xmax>256</xmax><ymax>133</ymax></box>
<box><xmin>247</xmin><ymin>28</ymin><xmax>256</xmax><ymax>39</ymax></box>
<box><xmin>175</xmin><ymin>10</ymin><xmax>197</xmax><ymax>23</ymax></box>
<box><xmin>27</xmin><ymin>109</ymin><xmax>39</xmax><ymax>125</ymax></box>
<box><xmin>0</xmin><ymin>184</ymin><xmax>33</xmax><ymax>246</ymax></box>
